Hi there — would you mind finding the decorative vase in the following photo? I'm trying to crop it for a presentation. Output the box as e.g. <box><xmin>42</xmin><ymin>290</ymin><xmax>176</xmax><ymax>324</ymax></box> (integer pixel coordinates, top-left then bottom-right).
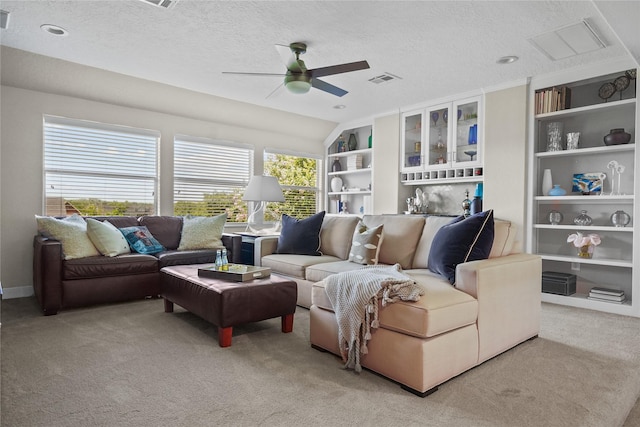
<box><xmin>573</xmin><ymin>210</ymin><xmax>593</xmax><ymax>226</ymax></box>
<box><xmin>330</xmin><ymin>176</ymin><xmax>343</xmax><ymax>193</ymax></box>
<box><xmin>331</xmin><ymin>158</ymin><xmax>342</xmax><ymax>172</ymax></box>
<box><xmin>577</xmin><ymin>244</ymin><xmax>594</xmax><ymax>259</ymax></box>
<box><xmin>566</xmin><ymin>132</ymin><xmax>580</xmax><ymax>150</ymax></box>
<box><xmin>548</xmin><ymin>210</ymin><xmax>563</xmax><ymax>225</ymax></box>
<box><xmin>542</xmin><ymin>169</ymin><xmax>553</xmax><ymax>196</ymax></box>
<box><xmin>347</xmin><ymin>133</ymin><xmax>358</xmax><ymax>151</ymax></box>
<box><xmin>611</xmin><ymin>210</ymin><xmax>631</xmax><ymax>227</ymax></box>
<box><xmin>431</xmin><ymin>111</ymin><xmax>439</xmax><ymax>125</ymax></box>
<box><xmin>604</xmin><ymin>128</ymin><xmax>631</xmax><ymax>146</ymax></box>
<box><xmin>546</xmin><ymin>122</ymin><xmax>564</xmax><ymax>151</ymax></box>
<box><xmin>548</xmin><ymin>184</ymin><xmax>566</xmax><ymax>196</ymax></box>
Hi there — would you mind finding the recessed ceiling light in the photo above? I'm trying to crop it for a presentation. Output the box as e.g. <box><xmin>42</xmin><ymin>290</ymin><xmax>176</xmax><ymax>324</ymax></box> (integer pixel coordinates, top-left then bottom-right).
<box><xmin>41</xmin><ymin>24</ymin><xmax>68</xmax><ymax>36</ymax></box>
<box><xmin>333</xmin><ymin>104</ymin><xmax>346</xmax><ymax>109</ymax></box>
<box><xmin>497</xmin><ymin>55</ymin><xmax>519</xmax><ymax>65</ymax></box>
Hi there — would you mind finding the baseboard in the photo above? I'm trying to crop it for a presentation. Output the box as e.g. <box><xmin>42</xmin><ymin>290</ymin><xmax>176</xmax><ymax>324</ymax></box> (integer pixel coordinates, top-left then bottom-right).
<box><xmin>2</xmin><ymin>285</ymin><xmax>34</xmax><ymax>299</ymax></box>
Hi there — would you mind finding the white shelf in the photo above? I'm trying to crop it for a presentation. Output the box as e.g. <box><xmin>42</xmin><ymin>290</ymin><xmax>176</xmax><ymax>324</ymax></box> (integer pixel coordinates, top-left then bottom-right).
<box><xmin>328</xmin><ymin>190</ymin><xmax>371</xmax><ymax>196</ymax></box>
<box><xmin>542</xmin><ymin>293</ymin><xmax>634</xmax><ymax>316</ymax></box>
<box><xmin>328</xmin><ymin>148</ymin><xmax>372</xmax><ymax>158</ymax></box>
<box><xmin>402</xmin><ymin>176</ymin><xmax>483</xmax><ymax>186</ymax></box>
<box><xmin>535</xmin><ymin>144</ymin><xmax>634</xmax><ymax>158</ymax></box>
<box><xmin>535</xmin><ymin>98</ymin><xmax>635</xmax><ymax>120</ymax></box>
<box><xmin>540</xmin><ymin>254</ymin><xmax>632</xmax><ymax>268</ymax></box>
<box><xmin>535</xmin><ymin>195</ymin><xmax>634</xmax><ymax>203</ymax></box>
<box><xmin>328</xmin><ymin>169</ymin><xmax>371</xmax><ymax>176</ymax></box>
<box><xmin>534</xmin><ymin>224</ymin><xmax>633</xmax><ymax>232</ymax></box>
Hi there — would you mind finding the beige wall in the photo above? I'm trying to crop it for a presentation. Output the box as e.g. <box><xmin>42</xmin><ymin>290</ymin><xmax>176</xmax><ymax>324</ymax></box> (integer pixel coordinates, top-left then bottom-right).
<box><xmin>483</xmin><ymin>85</ymin><xmax>529</xmax><ymax>251</ymax></box>
<box><xmin>0</xmin><ymin>47</ymin><xmax>335</xmax><ymax>295</ymax></box>
<box><xmin>372</xmin><ymin>113</ymin><xmax>401</xmax><ymax>214</ymax></box>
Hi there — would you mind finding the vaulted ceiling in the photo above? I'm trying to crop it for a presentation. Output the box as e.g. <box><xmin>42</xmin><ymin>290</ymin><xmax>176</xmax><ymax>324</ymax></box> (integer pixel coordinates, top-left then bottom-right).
<box><xmin>1</xmin><ymin>1</ymin><xmax>638</xmax><ymax>123</ymax></box>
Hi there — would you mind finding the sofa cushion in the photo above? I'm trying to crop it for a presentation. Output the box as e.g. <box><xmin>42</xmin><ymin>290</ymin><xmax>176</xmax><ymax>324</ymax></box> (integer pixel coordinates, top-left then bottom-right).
<box><xmin>139</xmin><ymin>216</ymin><xmax>183</xmax><ymax>250</ymax></box>
<box><xmin>177</xmin><ymin>214</ymin><xmax>226</xmax><ymax>251</ymax></box>
<box><xmin>262</xmin><ymin>254</ymin><xmax>341</xmax><ymax>279</ymax></box>
<box><xmin>361</xmin><ymin>215</ymin><xmax>425</xmax><ymax>269</ymax></box>
<box><xmin>277</xmin><ymin>211</ymin><xmax>325</xmax><ymax>256</ymax></box>
<box><xmin>319</xmin><ymin>215</ymin><xmax>360</xmax><ymax>259</ymax></box>
<box><xmin>36</xmin><ymin>214</ymin><xmax>100</xmax><ymax>260</ymax></box>
<box><xmin>348</xmin><ymin>221</ymin><xmax>383</xmax><ymax>265</ymax></box>
<box><xmin>312</xmin><ymin>269</ymin><xmax>478</xmax><ymax>338</ymax></box>
<box><xmin>119</xmin><ymin>226</ymin><xmax>165</xmax><ymax>255</ymax></box>
<box><xmin>427</xmin><ymin>210</ymin><xmax>495</xmax><ymax>285</ymax></box>
<box><xmin>63</xmin><ymin>253</ymin><xmax>158</xmax><ymax>280</ymax></box>
<box><xmin>489</xmin><ymin>219</ymin><xmax>516</xmax><ymax>258</ymax></box>
<box><xmin>86</xmin><ymin>218</ymin><xmax>131</xmax><ymax>257</ymax></box>
<box><xmin>305</xmin><ymin>260</ymin><xmax>369</xmax><ymax>283</ymax></box>
<box><xmin>155</xmin><ymin>249</ymin><xmax>217</xmax><ymax>268</ymax></box>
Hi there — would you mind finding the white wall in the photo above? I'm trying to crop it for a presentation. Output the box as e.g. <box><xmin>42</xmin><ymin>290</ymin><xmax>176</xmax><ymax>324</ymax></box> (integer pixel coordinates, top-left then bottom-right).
<box><xmin>372</xmin><ymin>113</ymin><xmax>401</xmax><ymax>214</ymax></box>
<box><xmin>0</xmin><ymin>47</ymin><xmax>335</xmax><ymax>296</ymax></box>
<box><xmin>483</xmin><ymin>84</ymin><xmax>529</xmax><ymax>251</ymax></box>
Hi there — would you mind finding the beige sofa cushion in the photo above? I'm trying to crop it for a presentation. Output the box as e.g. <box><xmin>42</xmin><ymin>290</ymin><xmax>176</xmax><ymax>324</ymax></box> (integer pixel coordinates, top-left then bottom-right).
<box><xmin>312</xmin><ymin>269</ymin><xmax>477</xmax><ymax>338</ymax></box>
<box><xmin>412</xmin><ymin>216</ymin><xmax>516</xmax><ymax>269</ymax></box>
<box><xmin>361</xmin><ymin>215</ymin><xmax>425</xmax><ymax>269</ymax></box>
<box><xmin>319</xmin><ymin>215</ymin><xmax>360</xmax><ymax>259</ymax></box>
<box><xmin>261</xmin><ymin>254</ymin><xmax>341</xmax><ymax>279</ymax></box>
<box><xmin>305</xmin><ymin>260</ymin><xmax>370</xmax><ymax>283</ymax></box>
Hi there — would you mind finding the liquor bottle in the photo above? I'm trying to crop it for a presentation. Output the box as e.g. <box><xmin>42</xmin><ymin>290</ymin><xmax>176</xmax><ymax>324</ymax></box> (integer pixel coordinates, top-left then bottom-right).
<box><xmin>368</xmin><ymin>130</ymin><xmax>373</xmax><ymax>148</ymax></box>
<box><xmin>221</xmin><ymin>249</ymin><xmax>229</xmax><ymax>271</ymax></box>
<box><xmin>215</xmin><ymin>249</ymin><xmax>223</xmax><ymax>270</ymax></box>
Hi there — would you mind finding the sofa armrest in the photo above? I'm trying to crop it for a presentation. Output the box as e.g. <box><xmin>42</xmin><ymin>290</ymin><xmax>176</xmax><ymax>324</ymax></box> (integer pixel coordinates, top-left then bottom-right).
<box><xmin>455</xmin><ymin>253</ymin><xmax>542</xmax><ymax>363</ymax></box>
<box><xmin>253</xmin><ymin>236</ymin><xmax>279</xmax><ymax>267</ymax></box>
<box><xmin>221</xmin><ymin>233</ymin><xmax>242</xmax><ymax>264</ymax></box>
<box><xmin>33</xmin><ymin>235</ymin><xmax>64</xmax><ymax>315</ymax></box>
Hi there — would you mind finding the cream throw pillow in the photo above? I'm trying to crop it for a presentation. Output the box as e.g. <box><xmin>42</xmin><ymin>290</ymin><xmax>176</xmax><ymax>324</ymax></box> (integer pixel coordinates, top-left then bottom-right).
<box><xmin>178</xmin><ymin>214</ymin><xmax>227</xmax><ymax>250</ymax></box>
<box><xmin>86</xmin><ymin>218</ymin><xmax>131</xmax><ymax>257</ymax></box>
<box><xmin>348</xmin><ymin>221</ymin><xmax>383</xmax><ymax>265</ymax></box>
<box><xmin>35</xmin><ymin>214</ymin><xmax>100</xmax><ymax>260</ymax></box>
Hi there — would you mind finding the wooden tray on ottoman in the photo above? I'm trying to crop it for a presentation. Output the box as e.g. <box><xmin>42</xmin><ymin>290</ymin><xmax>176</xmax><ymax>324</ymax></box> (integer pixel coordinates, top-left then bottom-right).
<box><xmin>198</xmin><ymin>264</ymin><xmax>271</xmax><ymax>282</ymax></box>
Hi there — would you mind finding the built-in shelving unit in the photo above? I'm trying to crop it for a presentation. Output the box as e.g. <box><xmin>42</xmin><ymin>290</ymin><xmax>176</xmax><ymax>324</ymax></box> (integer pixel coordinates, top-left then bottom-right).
<box><xmin>526</xmin><ymin>60</ymin><xmax>639</xmax><ymax>317</ymax></box>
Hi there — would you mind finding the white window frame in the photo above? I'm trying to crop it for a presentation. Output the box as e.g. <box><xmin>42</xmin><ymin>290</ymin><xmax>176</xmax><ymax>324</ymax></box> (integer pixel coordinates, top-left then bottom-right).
<box><xmin>43</xmin><ymin>115</ymin><xmax>160</xmax><ymax>216</ymax></box>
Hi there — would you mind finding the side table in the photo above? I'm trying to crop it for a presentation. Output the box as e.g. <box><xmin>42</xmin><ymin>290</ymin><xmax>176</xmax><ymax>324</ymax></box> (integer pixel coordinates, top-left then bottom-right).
<box><xmin>234</xmin><ymin>232</ymin><xmax>279</xmax><ymax>265</ymax></box>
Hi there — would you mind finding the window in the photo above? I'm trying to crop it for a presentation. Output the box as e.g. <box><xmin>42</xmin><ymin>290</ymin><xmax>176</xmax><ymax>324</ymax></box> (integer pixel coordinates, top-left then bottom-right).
<box><xmin>43</xmin><ymin>116</ymin><xmax>159</xmax><ymax>216</ymax></box>
<box><xmin>174</xmin><ymin>135</ymin><xmax>253</xmax><ymax>222</ymax></box>
<box><xmin>264</xmin><ymin>150</ymin><xmax>322</xmax><ymax>219</ymax></box>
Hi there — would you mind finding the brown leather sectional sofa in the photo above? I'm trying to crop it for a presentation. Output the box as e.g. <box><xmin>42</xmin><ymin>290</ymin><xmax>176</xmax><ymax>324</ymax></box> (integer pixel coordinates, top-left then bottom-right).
<box><xmin>33</xmin><ymin>215</ymin><xmax>241</xmax><ymax>315</ymax></box>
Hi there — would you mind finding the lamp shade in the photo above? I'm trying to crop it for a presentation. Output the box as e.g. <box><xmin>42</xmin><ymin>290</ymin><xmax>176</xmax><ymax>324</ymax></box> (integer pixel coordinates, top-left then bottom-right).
<box><xmin>242</xmin><ymin>175</ymin><xmax>285</xmax><ymax>202</ymax></box>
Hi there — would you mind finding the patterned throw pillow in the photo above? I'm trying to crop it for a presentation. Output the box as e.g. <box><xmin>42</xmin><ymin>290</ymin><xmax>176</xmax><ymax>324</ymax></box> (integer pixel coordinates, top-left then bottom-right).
<box><xmin>86</xmin><ymin>218</ymin><xmax>131</xmax><ymax>257</ymax></box>
<box><xmin>119</xmin><ymin>226</ymin><xmax>165</xmax><ymax>255</ymax></box>
<box><xmin>178</xmin><ymin>214</ymin><xmax>227</xmax><ymax>250</ymax></box>
<box><xmin>348</xmin><ymin>221</ymin><xmax>383</xmax><ymax>265</ymax></box>
<box><xmin>427</xmin><ymin>209</ymin><xmax>495</xmax><ymax>285</ymax></box>
<box><xmin>35</xmin><ymin>214</ymin><xmax>100</xmax><ymax>260</ymax></box>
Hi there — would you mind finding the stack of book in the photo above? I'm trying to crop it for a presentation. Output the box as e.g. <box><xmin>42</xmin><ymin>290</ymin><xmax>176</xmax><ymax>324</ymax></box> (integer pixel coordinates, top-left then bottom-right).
<box><xmin>347</xmin><ymin>154</ymin><xmax>363</xmax><ymax>170</ymax></box>
<box><xmin>534</xmin><ymin>86</ymin><xmax>572</xmax><ymax>114</ymax></box>
<box><xmin>587</xmin><ymin>287</ymin><xmax>626</xmax><ymax>304</ymax></box>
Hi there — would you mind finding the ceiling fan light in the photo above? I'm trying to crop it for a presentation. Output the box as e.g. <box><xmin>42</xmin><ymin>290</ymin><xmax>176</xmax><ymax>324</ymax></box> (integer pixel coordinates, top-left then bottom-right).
<box><xmin>284</xmin><ymin>74</ymin><xmax>312</xmax><ymax>94</ymax></box>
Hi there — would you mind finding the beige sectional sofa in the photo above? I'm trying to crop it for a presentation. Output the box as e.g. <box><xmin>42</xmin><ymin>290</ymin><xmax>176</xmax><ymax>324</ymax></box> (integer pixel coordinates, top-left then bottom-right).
<box><xmin>255</xmin><ymin>213</ymin><xmax>541</xmax><ymax>396</ymax></box>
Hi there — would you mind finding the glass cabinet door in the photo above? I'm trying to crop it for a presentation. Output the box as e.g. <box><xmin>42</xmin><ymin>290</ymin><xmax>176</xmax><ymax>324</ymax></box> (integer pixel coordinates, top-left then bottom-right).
<box><xmin>452</xmin><ymin>97</ymin><xmax>481</xmax><ymax>166</ymax></box>
<box><xmin>426</xmin><ymin>104</ymin><xmax>449</xmax><ymax>167</ymax></box>
<box><xmin>402</xmin><ymin>110</ymin><xmax>424</xmax><ymax>170</ymax></box>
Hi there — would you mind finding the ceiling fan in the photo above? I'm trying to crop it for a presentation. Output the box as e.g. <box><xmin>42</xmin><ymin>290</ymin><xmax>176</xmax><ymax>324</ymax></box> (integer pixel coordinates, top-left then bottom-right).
<box><xmin>222</xmin><ymin>42</ymin><xmax>370</xmax><ymax>97</ymax></box>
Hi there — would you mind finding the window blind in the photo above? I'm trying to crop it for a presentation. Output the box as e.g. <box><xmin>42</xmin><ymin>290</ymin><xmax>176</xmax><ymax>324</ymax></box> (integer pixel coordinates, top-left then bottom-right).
<box><xmin>43</xmin><ymin>116</ymin><xmax>159</xmax><ymax>216</ymax></box>
<box><xmin>174</xmin><ymin>136</ymin><xmax>253</xmax><ymax>221</ymax></box>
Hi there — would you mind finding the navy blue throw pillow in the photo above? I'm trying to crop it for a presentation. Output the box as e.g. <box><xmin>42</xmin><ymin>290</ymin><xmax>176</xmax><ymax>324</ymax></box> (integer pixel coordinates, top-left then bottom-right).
<box><xmin>427</xmin><ymin>209</ymin><xmax>495</xmax><ymax>285</ymax></box>
<box><xmin>276</xmin><ymin>211</ymin><xmax>326</xmax><ymax>256</ymax></box>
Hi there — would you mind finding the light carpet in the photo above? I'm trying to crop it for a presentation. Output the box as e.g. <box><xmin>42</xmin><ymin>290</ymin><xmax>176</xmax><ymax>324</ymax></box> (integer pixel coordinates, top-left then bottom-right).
<box><xmin>1</xmin><ymin>297</ymin><xmax>639</xmax><ymax>427</ymax></box>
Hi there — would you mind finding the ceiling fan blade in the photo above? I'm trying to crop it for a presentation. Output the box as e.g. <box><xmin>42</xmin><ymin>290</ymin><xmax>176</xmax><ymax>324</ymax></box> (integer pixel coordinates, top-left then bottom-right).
<box><xmin>312</xmin><ymin>78</ymin><xmax>348</xmax><ymax>97</ymax></box>
<box><xmin>275</xmin><ymin>44</ymin><xmax>302</xmax><ymax>72</ymax></box>
<box><xmin>222</xmin><ymin>71</ymin><xmax>286</xmax><ymax>76</ymax></box>
<box><xmin>309</xmin><ymin>60</ymin><xmax>370</xmax><ymax>78</ymax></box>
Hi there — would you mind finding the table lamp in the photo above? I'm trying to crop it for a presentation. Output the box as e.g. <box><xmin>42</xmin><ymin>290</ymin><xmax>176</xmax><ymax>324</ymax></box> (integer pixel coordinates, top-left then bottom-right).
<box><xmin>242</xmin><ymin>175</ymin><xmax>285</xmax><ymax>234</ymax></box>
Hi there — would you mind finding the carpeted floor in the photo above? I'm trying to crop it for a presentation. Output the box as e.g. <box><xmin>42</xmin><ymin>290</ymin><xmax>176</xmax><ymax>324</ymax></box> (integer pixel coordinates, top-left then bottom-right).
<box><xmin>2</xmin><ymin>297</ymin><xmax>639</xmax><ymax>427</ymax></box>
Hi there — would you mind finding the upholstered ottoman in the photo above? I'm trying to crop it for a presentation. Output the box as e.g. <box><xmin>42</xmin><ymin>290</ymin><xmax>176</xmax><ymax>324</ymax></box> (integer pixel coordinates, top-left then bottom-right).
<box><xmin>160</xmin><ymin>264</ymin><xmax>297</xmax><ymax>347</ymax></box>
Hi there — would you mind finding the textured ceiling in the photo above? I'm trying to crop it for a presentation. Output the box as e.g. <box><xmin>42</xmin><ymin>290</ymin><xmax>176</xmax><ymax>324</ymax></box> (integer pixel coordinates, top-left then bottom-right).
<box><xmin>1</xmin><ymin>1</ymin><xmax>638</xmax><ymax>123</ymax></box>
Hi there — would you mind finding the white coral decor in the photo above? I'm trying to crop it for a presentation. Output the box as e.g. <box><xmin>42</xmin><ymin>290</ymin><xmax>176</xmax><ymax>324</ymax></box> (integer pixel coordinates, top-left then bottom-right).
<box><xmin>567</xmin><ymin>232</ymin><xmax>601</xmax><ymax>248</ymax></box>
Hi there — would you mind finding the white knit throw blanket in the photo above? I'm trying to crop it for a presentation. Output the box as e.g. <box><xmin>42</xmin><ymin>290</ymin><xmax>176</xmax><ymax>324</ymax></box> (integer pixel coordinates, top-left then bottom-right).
<box><xmin>324</xmin><ymin>264</ymin><xmax>423</xmax><ymax>372</ymax></box>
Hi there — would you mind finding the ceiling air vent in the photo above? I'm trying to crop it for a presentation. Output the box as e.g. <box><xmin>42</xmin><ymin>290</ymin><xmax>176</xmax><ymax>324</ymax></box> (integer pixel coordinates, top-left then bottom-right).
<box><xmin>528</xmin><ymin>20</ymin><xmax>606</xmax><ymax>61</ymax></box>
<box><xmin>369</xmin><ymin>73</ymin><xmax>402</xmax><ymax>84</ymax></box>
<box><xmin>138</xmin><ymin>0</ymin><xmax>179</xmax><ymax>9</ymax></box>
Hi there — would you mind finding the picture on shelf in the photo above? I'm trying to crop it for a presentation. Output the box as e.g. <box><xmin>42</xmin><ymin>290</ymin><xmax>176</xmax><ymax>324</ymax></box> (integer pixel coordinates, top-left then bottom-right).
<box><xmin>572</xmin><ymin>172</ymin><xmax>605</xmax><ymax>195</ymax></box>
